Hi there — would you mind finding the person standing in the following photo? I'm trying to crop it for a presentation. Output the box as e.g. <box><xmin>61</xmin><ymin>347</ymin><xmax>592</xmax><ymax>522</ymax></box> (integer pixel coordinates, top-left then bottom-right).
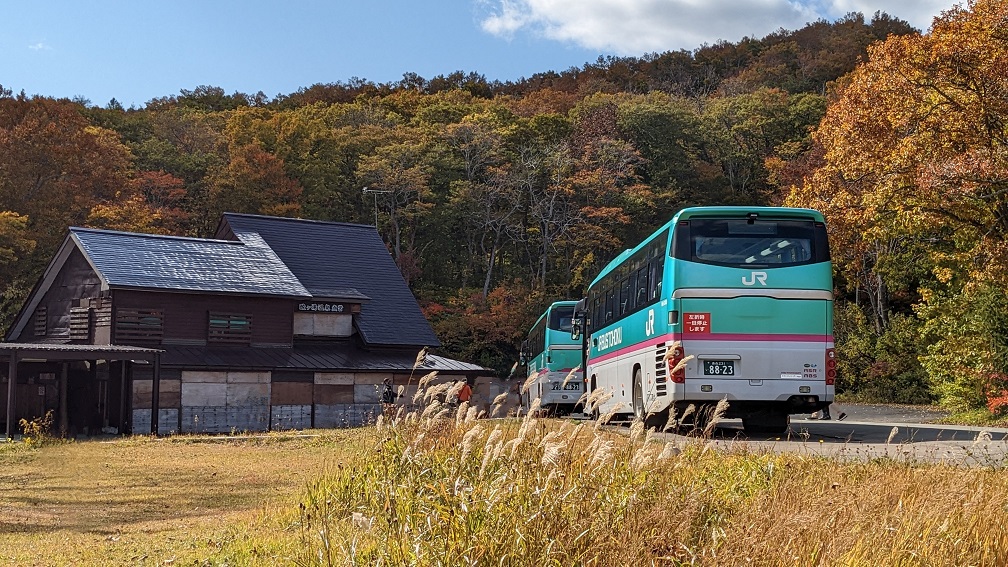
<box><xmin>381</xmin><ymin>378</ymin><xmax>396</xmax><ymax>405</ymax></box>
<box><xmin>457</xmin><ymin>378</ymin><xmax>473</xmax><ymax>405</ymax></box>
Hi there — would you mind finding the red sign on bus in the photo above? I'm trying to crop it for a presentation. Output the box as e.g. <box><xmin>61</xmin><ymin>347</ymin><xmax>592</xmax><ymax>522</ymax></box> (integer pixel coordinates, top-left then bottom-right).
<box><xmin>684</xmin><ymin>312</ymin><xmax>710</xmax><ymax>334</ymax></box>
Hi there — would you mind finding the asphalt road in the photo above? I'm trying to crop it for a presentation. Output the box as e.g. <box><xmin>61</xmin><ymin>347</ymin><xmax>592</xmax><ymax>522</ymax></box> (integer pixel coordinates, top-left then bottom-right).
<box><xmin>821</xmin><ymin>402</ymin><xmax>950</xmax><ymax>424</ymax></box>
<box><xmin>693</xmin><ymin>404</ymin><xmax>1008</xmax><ymax>467</ymax></box>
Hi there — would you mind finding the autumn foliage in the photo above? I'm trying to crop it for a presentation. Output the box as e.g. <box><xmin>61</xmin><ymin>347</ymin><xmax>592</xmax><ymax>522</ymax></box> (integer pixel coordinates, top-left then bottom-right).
<box><xmin>785</xmin><ymin>0</ymin><xmax>1008</xmax><ymax>412</ymax></box>
<box><xmin>1</xmin><ymin>6</ymin><xmax>1006</xmax><ymax>414</ymax></box>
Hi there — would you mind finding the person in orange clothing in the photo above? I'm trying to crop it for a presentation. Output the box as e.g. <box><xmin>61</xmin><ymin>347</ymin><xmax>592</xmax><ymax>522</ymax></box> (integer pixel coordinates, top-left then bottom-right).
<box><xmin>457</xmin><ymin>378</ymin><xmax>473</xmax><ymax>405</ymax></box>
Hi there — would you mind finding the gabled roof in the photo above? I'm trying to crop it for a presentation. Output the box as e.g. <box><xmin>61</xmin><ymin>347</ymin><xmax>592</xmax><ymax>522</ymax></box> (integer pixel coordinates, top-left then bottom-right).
<box><xmin>5</xmin><ymin>226</ymin><xmax>314</xmax><ymax>341</ymax></box>
<box><xmin>71</xmin><ymin>227</ymin><xmax>311</xmax><ymax>297</ymax></box>
<box><xmin>217</xmin><ymin>213</ymin><xmax>440</xmax><ymax>348</ymax></box>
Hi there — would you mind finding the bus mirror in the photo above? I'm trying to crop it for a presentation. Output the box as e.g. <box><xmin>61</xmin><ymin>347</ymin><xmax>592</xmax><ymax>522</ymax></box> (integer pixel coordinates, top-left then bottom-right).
<box><xmin>571</xmin><ymin>321</ymin><xmax>582</xmax><ymax>341</ymax></box>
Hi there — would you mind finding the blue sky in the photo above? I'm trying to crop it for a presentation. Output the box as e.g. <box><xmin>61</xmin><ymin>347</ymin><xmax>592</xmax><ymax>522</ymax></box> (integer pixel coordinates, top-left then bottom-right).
<box><xmin>1</xmin><ymin>0</ymin><xmax>958</xmax><ymax>109</ymax></box>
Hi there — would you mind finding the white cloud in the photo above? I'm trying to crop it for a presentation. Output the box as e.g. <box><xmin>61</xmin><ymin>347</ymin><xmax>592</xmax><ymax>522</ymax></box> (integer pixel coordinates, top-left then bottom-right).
<box><xmin>480</xmin><ymin>0</ymin><xmax>534</xmax><ymax>36</ymax></box>
<box><xmin>478</xmin><ymin>0</ymin><xmax>960</xmax><ymax>54</ymax></box>
<box><xmin>825</xmin><ymin>0</ymin><xmax>960</xmax><ymax>31</ymax></box>
<box><xmin>28</xmin><ymin>42</ymin><xmax>52</xmax><ymax>51</ymax></box>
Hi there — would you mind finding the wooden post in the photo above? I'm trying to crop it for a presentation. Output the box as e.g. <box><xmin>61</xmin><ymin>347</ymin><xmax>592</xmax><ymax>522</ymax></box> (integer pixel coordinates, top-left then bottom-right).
<box><xmin>59</xmin><ymin>363</ymin><xmax>68</xmax><ymax>437</ymax></box>
<box><xmin>151</xmin><ymin>355</ymin><xmax>160</xmax><ymax>436</ymax></box>
<box><xmin>118</xmin><ymin>362</ymin><xmax>127</xmax><ymax>434</ymax></box>
<box><xmin>6</xmin><ymin>353</ymin><xmax>17</xmax><ymax>439</ymax></box>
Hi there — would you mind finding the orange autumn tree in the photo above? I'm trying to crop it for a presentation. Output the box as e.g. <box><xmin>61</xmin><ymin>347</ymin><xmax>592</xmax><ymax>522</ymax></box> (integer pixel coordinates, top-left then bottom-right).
<box><xmin>87</xmin><ymin>171</ymin><xmax>191</xmax><ymax>235</ymax></box>
<box><xmin>787</xmin><ymin>0</ymin><xmax>1008</xmax><ymax>410</ymax></box>
<box><xmin>207</xmin><ymin>140</ymin><xmax>303</xmax><ymax>220</ymax></box>
<box><xmin>0</xmin><ymin>97</ymin><xmax>133</xmax><ymax>254</ymax></box>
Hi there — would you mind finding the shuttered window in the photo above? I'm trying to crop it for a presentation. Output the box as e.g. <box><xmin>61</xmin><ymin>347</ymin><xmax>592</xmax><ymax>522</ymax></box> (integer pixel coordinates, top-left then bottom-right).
<box><xmin>69</xmin><ymin>307</ymin><xmax>92</xmax><ymax>340</ymax></box>
<box><xmin>208</xmin><ymin>312</ymin><xmax>252</xmax><ymax>344</ymax></box>
<box><xmin>33</xmin><ymin>306</ymin><xmax>47</xmax><ymax>337</ymax></box>
<box><xmin>115</xmin><ymin>308</ymin><xmax>164</xmax><ymax>344</ymax></box>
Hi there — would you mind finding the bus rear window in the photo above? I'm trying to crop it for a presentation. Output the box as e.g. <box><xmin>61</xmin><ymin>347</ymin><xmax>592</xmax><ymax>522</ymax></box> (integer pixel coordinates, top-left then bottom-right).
<box><xmin>678</xmin><ymin>218</ymin><xmax>827</xmax><ymax>267</ymax></box>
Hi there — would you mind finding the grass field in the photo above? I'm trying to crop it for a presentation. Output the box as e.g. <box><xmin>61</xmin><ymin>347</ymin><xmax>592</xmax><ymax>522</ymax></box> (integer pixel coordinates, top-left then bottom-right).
<box><xmin>0</xmin><ymin>432</ymin><xmax>362</xmax><ymax>566</ymax></box>
<box><xmin>3</xmin><ymin>406</ymin><xmax>1008</xmax><ymax>566</ymax></box>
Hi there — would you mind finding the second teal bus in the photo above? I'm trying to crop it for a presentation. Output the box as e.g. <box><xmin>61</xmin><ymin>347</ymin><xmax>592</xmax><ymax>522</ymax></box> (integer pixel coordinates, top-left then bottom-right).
<box><xmin>521</xmin><ymin>301</ymin><xmax>584</xmax><ymax>416</ymax></box>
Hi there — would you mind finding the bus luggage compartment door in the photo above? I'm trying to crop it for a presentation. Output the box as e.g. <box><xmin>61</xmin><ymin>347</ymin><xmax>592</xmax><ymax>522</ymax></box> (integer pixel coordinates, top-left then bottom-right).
<box><xmin>679</xmin><ymin>295</ymin><xmax>830</xmax><ymax>401</ymax></box>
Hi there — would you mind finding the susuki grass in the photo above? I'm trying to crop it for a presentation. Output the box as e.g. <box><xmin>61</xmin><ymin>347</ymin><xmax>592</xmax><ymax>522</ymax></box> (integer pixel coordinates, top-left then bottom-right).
<box><xmin>4</xmin><ymin>380</ymin><xmax>1008</xmax><ymax>566</ymax></box>
<box><xmin>294</xmin><ymin>382</ymin><xmax>1008</xmax><ymax>567</ymax></box>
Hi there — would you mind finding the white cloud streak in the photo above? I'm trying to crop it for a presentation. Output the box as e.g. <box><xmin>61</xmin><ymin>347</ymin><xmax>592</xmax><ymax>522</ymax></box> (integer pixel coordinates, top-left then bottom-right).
<box><xmin>478</xmin><ymin>0</ymin><xmax>959</xmax><ymax>55</ymax></box>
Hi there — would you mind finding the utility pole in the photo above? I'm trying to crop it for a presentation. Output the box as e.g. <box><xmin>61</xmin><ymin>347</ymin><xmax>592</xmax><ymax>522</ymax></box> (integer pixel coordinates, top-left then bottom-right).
<box><xmin>362</xmin><ymin>186</ymin><xmax>392</xmax><ymax>229</ymax></box>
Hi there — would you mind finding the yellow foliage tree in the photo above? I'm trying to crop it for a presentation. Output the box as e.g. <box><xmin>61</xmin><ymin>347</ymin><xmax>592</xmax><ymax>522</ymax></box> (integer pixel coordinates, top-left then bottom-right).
<box><xmin>790</xmin><ymin>0</ymin><xmax>1008</xmax><ymax>287</ymax></box>
<box><xmin>786</xmin><ymin>0</ymin><xmax>1008</xmax><ymax>409</ymax></box>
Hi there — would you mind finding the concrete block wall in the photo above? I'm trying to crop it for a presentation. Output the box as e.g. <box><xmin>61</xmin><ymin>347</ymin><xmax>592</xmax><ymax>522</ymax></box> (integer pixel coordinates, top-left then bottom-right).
<box><xmin>131</xmin><ymin>368</ymin><xmax>500</xmax><ymax>434</ymax></box>
<box><xmin>271</xmin><ymin>404</ymin><xmax>312</xmax><ymax>430</ymax></box>
<box><xmin>178</xmin><ymin>371</ymin><xmax>271</xmax><ymax>433</ymax></box>
<box><xmin>131</xmin><ymin>408</ymin><xmax>180</xmax><ymax>435</ymax></box>
<box><xmin>314</xmin><ymin>403</ymin><xmax>382</xmax><ymax>428</ymax></box>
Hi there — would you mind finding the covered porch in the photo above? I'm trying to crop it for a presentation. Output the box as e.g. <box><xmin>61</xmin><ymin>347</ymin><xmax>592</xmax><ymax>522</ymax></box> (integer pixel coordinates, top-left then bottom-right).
<box><xmin>1</xmin><ymin>343</ymin><xmax>163</xmax><ymax>439</ymax></box>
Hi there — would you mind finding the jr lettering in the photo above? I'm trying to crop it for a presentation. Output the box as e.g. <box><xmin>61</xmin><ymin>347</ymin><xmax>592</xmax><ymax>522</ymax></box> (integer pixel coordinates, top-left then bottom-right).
<box><xmin>742</xmin><ymin>271</ymin><xmax>768</xmax><ymax>286</ymax></box>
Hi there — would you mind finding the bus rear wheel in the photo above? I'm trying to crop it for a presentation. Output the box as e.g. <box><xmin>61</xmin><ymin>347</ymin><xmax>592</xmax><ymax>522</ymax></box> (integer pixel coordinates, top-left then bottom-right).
<box><xmin>589</xmin><ymin>376</ymin><xmax>600</xmax><ymax>420</ymax></box>
<box><xmin>632</xmin><ymin>368</ymin><xmax>645</xmax><ymax>422</ymax></box>
<box><xmin>742</xmin><ymin>412</ymin><xmax>790</xmax><ymax>436</ymax></box>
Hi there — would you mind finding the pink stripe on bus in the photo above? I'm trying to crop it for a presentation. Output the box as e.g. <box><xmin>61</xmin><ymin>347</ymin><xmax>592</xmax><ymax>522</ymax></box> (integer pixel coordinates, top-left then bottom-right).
<box><xmin>589</xmin><ymin>332</ymin><xmax>833</xmax><ymax>364</ymax></box>
<box><xmin>685</xmin><ymin>333</ymin><xmax>833</xmax><ymax>343</ymax></box>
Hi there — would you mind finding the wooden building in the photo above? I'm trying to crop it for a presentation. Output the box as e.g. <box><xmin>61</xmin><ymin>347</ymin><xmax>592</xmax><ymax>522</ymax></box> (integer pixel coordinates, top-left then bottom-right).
<box><xmin>2</xmin><ymin>213</ymin><xmax>491</xmax><ymax>437</ymax></box>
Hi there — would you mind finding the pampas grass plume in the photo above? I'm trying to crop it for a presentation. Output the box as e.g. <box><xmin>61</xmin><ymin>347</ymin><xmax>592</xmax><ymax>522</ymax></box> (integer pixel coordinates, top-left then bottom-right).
<box><xmin>561</xmin><ymin>365</ymin><xmax>581</xmax><ymax>388</ymax></box>
<box><xmin>702</xmin><ymin>397</ymin><xmax>730</xmax><ymax>438</ymax></box>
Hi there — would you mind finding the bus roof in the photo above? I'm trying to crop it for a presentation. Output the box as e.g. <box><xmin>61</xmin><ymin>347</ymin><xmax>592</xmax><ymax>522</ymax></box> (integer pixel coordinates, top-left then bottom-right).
<box><xmin>588</xmin><ymin>206</ymin><xmax>826</xmax><ymax>288</ymax></box>
<box><xmin>673</xmin><ymin>206</ymin><xmax>825</xmax><ymax>223</ymax></box>
<box><xmin>529</xmin><ymin>300</ymin><xmax>580</xmax><ymax>332</ymax></box>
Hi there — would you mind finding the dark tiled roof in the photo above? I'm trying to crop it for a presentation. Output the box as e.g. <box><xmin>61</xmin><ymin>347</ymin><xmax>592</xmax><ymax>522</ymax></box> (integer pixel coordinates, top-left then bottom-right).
<box><xmin>71</xmin><ymin>227</ymin><xmax>310</xmax><ymax>298</ymax></box>
<box><xmin>218</xmin><ymin>213</ymin><xmax>440</xmax><ymax>348</ymax></box>
<box><xmin>159</xmin><ymin>344</ymin><xmax>485</xmax><ymax>373</ymax></box>
<box><xmin>307</xmin><ymin>287</ymin><xmax>371</xmax><ymax>302</ymax></box>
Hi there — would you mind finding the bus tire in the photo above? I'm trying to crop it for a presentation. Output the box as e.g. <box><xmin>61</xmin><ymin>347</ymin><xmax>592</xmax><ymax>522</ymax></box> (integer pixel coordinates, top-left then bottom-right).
<box><xmin>589</xmin><ymin>376</ymin><xmax>600</xmax><ymax>420</ymax></box>
<box><xmin>632</xmin><ymin>368</ymin><xmax>645</xmax><ymax>421</ymax></box>
<box><xmin>742</xmin><ymin>412</ymin><xmax>790</xmax><ymax>436</ymax></box>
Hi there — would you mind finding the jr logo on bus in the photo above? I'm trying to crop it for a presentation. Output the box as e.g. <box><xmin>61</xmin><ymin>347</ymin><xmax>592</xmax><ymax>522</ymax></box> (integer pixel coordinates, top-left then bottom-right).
<box><xmin>742</xmin><ymin>271</ymin><xmax>768</xmax><ymax>286</ymax></box>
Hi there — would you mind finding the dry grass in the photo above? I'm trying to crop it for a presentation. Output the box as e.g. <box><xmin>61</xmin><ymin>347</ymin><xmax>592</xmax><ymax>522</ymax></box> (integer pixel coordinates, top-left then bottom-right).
<box><xmin>295</xmin><ymin>389</ymin><xmax>1008</xmax><ymax>566</ymax></box>
<box><xmin>3</xmin><ymin>401</ymin><xmax>1008</xmax><ymax>566</ymax></box>
<box><xmin>0</xmin><ymin>431</ymin><xmax>364</xmax><ymax>566</ymax></box>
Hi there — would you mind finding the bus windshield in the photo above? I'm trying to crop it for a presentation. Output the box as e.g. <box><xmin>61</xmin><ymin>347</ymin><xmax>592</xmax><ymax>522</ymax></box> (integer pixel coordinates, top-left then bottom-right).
<box><xmin>548</xmin><ymin>305</ymin><xmax>575</xmax><ymax>332</ymax></box>
<box><xmin>683</xmin><ymin>218</ymin><xmax>823</xmax><ymax>268</ymax></box>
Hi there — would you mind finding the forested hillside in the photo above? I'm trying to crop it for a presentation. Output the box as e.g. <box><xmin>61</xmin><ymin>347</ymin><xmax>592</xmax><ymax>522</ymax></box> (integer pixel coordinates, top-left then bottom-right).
<box><xmin>2</xmin><ymin>3</ymin><xmax>1005</xmax><ymax>414</ymax></box>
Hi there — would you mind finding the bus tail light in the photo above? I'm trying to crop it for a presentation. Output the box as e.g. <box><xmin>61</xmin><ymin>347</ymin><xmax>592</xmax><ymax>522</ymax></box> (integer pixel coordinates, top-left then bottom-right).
<box><xmin>668</xmin><ymin>345</ymin><xmax>686</xmax><ymax>384</ymax></box>
<box><xmin>825</xmin><ymin>348</ymin><xmax>836</xmax><ymax>385</ymax></box>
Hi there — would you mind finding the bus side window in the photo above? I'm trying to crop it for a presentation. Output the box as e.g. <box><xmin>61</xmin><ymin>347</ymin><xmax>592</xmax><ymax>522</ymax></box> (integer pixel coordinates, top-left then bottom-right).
<box><xmin>620</xmin><ymin>277</ymin><xmax>631</xmax><ymax>315</ymax></box>
<box><xmin>605</xmin><ymin>288</ymin><xmax>615</xmax><ymax>323</ymax></box>
<box><xmin>635</xmin><ymin>267</ymin><xmax>648</xmax><ymax>307</ymax></box>
<box><xmin>649</xmin><ymin>257</ymin><xmax>663</xmax><ymax>301</ymax></box>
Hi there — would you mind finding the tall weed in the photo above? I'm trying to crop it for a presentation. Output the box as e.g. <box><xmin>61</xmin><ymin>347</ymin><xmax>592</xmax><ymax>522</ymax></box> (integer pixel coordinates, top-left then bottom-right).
<box><xmin>294</xmin><ymin>377</ymin><xmax>1008</xmax><ymax>566</ymax></box>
